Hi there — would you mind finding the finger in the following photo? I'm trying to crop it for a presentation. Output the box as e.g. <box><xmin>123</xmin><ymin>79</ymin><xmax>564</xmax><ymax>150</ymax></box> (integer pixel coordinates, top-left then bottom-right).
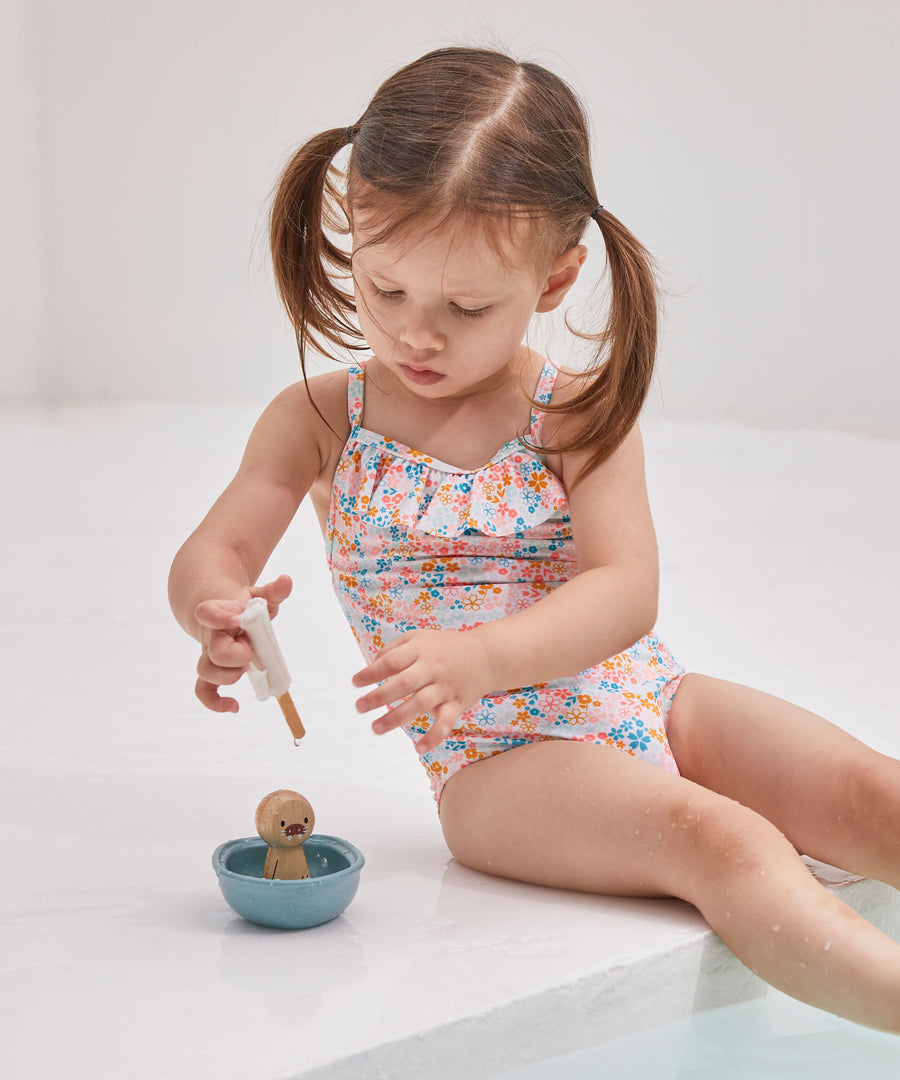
<box><xmin>355</xmin><ymin>666</ymin><xmax>424</xmax><ymax>713</ymax></box>
<box><xmin>195</xmin><ymin>677</ymin><xmax>240</xmax><ymax>713</ymax></box>
<box><xmin>370</xmin><ymin>684</ymin><xmax>444</xmax><ymax>735</ymax></box>
<box><xmin>413</xmin><ymin>702</ymin><xmax>462</xmax><ymax>755</ymax></box>
<box><xmin>197</xmin><ymin>653</ymin><xmax>248</xmax><ymax>687</ymax></box>
<box><xmin>206</xmin><ymin>629</ymin><xmax>253</xmax><ymax>669</ymax></box>
<box><xmin>350</xmin><ymin>632</ymin><xmax>420</xmax><ymax>686</ymax></box>
<box><xmin>194</xmin><ymin>598</ymin><xmax>246</xmax><ymax>631</ymax></box>
<box><xmin>352</xmin><ymin>641</ymin><xmax>416</xmax><ymax>689</ymax></box>
<box><xmin>250</xmin><ymin>574</ymin><xmax>293</xmax><ymax>616</ymax></box>
<box><xmin>371</xmin><ymin>631</ymin><xmax>415</xmax><ymax>654</ymax></box>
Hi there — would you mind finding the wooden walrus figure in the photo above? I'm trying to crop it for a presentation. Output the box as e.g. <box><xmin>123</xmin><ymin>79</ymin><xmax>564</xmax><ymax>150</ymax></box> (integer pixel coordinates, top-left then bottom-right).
<box><xmin>255</xmin><ymin>789</ymin><xmax>316</xmax><ymax>880</ymax></box>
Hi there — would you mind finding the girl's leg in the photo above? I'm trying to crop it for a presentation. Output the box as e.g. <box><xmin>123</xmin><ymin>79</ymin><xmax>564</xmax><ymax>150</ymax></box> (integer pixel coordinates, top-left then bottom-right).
<box><xmin>439</xmin><ymin>739</ymin><xmax>900</xmax><ymax>1032</ymax></box>
<box><xmin>666</xmin><ymin>674</ymin><xmax>900</xmax><ymax>888</ymax></box>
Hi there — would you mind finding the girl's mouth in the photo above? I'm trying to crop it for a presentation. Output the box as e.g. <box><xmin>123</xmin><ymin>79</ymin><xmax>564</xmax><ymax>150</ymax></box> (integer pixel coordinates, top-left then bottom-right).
<box><xmin>401</xmin><ymin>364</ymin><xmax>444</xmax><ymax>386</ymax></box>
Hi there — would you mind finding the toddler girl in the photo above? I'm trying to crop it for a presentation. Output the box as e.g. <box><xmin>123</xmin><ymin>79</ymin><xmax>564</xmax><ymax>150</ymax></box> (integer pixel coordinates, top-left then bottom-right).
<box><xmin>169</xmin><ymin>46</ymin><xmax>900</xmax><ymax>1030</ymax></box>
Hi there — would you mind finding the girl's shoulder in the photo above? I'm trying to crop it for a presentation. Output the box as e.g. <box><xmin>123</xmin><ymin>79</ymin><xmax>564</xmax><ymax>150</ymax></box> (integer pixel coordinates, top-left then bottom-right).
<box><xmin>543</xmin><ymin>362</ymin><xmax>583</xmax><ymax>405</ymax></box>
<box><xmin>250</xmin><ymin>368</ymin><xmax>351</xmax><ymax>482</ymax></box>
<box><xmin>266</xmin><ymin>368</ymin><xmax>350</xmax><ymax>432</ymax></box>
<box><xmin>296</xmin><ymin>367</ymin><xmax>354</xmax><ymax>433</ymax></box>
<box><xmin>539</xmin><ymin>363</ymin><xmax>588</xmax><ymax>446</ymax></box>
<box><xmin>538</xmin><ymin>362</ymin><xmax>645</xmax><ymax>488</ymax></box>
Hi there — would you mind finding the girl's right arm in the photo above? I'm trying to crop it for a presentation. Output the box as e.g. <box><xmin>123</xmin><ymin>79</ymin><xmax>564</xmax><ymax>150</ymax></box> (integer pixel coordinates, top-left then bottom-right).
<box><xmin>168</xmin><ymin>373</ymin><xmax>347</xmax><ymax>712</ymax></box>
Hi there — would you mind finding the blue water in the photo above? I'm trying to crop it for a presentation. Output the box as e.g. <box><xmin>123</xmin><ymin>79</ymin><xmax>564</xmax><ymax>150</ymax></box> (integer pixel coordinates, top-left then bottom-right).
<box><xmin>497</xmin><ymin>990</ymin><xmax>900</xmax><ymax>1078</ymax></box>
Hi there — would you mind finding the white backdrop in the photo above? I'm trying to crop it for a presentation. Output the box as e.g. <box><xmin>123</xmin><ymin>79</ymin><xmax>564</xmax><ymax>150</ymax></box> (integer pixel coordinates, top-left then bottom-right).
<box><xmin>4</xmin><ymin>0</ymin><xmax>899</xmax><ymax>434</ymax></box>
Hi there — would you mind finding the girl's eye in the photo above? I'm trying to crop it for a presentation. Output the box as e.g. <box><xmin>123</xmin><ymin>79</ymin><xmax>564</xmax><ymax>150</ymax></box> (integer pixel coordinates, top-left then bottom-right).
<box><xmin>451</xmin><ymin>303</ymin><xmax>488</xmax><ymax>319</ymax></box>
<box><xmin>371</xmin><ymin>284</ymin><xmax>487</xmax><ymax>318</ymax></box>
<box><xmin>372</xmin><ymin>285</ymin><xmax>403</xmax><ymax>302</ymax></box>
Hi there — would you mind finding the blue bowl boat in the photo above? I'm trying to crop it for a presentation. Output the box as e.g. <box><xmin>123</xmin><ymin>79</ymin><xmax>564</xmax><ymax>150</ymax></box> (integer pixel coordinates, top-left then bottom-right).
<box><xmin>212</xmin><ymin>834</ymin><xmax>364</xmax><ymax>929</ymax></box>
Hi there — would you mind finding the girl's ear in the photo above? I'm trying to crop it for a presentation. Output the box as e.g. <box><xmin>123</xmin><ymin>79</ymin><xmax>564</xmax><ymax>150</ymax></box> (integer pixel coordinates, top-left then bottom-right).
<box><xmin>535</xmin><ymin>245</ymin><xmax>588</xmax><ymax>313</ymax></box>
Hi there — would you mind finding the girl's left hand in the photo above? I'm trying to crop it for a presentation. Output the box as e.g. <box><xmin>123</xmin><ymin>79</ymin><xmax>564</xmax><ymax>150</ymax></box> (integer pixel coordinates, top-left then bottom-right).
<box><xmin>352</xmin><ymin>629</ymin><xmax>495</xmax><ymax>755</ymax></box>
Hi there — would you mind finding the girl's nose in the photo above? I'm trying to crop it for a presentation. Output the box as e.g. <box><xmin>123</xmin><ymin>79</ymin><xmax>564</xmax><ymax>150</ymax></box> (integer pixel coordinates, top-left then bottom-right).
<box><xmin>399</xmin><ymin>310</ymin><xmax>445</xmax><ymax>351</ymax></box>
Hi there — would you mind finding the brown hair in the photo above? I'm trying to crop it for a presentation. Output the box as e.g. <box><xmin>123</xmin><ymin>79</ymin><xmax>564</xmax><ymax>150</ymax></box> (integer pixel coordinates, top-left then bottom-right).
<box><xmin>269</xmin><ymin>46</ymin><xmax>659</xmax><ymax>481</ymax></box>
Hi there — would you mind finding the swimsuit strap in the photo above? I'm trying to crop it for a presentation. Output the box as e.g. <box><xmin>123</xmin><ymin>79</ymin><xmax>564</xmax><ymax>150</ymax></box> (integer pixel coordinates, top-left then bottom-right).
<box><xmin>346</xmin><ymin>363</ymin><xmax>366</xmax><ymax>431</ymax></box>
<box><xmin>528</xmin><ymin>358</ymin><xmax>561</xmax><ymax>446</ymax></box>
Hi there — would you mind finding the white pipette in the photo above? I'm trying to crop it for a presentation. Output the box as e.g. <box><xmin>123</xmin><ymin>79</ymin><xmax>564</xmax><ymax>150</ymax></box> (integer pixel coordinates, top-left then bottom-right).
<box><xmin>239</xmin><ymin>596</ymin><xmax>305</xmax><ymax>745</ymax></box>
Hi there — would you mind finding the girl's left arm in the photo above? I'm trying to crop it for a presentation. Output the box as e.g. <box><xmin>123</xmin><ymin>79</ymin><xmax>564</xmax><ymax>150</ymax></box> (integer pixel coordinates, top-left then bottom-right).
<box><xmin>353</xmin><ymin>422</ymin><xmax>661</xmax><ymax>753</ymax></box>
<box><xmin>478</xmin><ymin>421</ymin><xmax>660</xmax><ymax>683</ymax></box>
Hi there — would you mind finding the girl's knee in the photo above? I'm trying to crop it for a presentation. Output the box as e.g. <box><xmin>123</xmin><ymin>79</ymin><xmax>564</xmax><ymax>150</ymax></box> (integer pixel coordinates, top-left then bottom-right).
<box><xmin>838</xmin><ymin>749</ymin><xmax>900</xmax><ymax>852</ymax></box>
<box><xmin>847</xmin><ymin>750</ymin><xmax>898</xmax><ymax>813</ymax></box>
<box><xmin>661</xmin><ymin>792</ymin><xmax>795</xmax><ymax>902</ymax></box>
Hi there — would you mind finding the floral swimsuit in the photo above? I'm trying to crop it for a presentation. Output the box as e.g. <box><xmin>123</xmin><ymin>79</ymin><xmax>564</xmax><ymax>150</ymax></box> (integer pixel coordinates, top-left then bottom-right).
<box><xmin>326</xmin><ymin>359</ymin><xmax>684</xmax><ymax>805</ymax></box>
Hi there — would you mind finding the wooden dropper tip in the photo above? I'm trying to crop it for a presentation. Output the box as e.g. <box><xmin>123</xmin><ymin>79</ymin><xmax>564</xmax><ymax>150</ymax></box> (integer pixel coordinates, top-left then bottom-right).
<box><xmin>276</xmin><ymin>691</ymin><xmax>306</xmax><ymax>743</ymax></box>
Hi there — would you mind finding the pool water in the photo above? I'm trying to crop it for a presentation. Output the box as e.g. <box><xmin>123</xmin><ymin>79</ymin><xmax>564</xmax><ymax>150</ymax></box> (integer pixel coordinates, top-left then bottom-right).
<box><xmin>497</xmin><ymin>990</ymin><xmax>900</xmax><ymax>1078</ymax></box>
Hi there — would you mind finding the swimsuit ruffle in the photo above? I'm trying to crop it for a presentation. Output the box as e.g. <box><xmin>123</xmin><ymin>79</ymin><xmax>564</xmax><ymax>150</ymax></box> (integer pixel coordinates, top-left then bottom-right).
<box><xmin>335</xmin><ymin>434</ymin><xmax>568</xmax><ymax>539</ymax></box>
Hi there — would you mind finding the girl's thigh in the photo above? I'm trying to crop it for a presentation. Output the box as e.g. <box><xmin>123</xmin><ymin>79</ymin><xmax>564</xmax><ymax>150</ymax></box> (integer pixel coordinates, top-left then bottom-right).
<box><xmin>438</xmin><ymin>738</ymin><xmax>767</xmax><ymax>901</ymax></box>
<box><xmin>665</xmin><ymin>673</ymin><xmax>900</xmax><ymax>873</ymax></box>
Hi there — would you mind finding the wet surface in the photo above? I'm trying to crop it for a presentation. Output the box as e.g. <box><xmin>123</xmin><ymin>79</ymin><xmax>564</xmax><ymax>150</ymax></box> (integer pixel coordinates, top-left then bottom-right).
<box><xmin>2</xmin><ymin>407</ymin><xmax>898</xmax><ymax>1077</ymax></box>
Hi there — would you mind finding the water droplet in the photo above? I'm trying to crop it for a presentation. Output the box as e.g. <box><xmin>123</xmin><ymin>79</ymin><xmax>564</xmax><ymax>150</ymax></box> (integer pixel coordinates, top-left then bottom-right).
<box><xmin>799</xmin><ymin>962</ymin><xmax>807</xmax><ymax>969</ymax></box>
<box><xmin>724</xmin><ymin>911</ymin><xmax>731</xmax><ymax>918</ymax></box>
<box><xmin>771</xmin><ymin>924</ymin><xmax>781</xmax><ymax>932</ymax></box>
<box><xmin>759</xmin><ymin>869</ymin><xmax>767</xmax><ymax>877</ymax></box>
<box><xmin>635</xmin><ymin>828</ymin><xmax>640</xmax><ymax>835</ymax></box>
<box><xmin>824</xmin><ymin>940</ymin><xmax>832</xmax><ymax>951</ymax></box>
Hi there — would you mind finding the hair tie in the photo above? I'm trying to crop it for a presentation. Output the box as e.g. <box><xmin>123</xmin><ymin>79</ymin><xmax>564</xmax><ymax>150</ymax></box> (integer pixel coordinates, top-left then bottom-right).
<box><xmin>590</xmin><ymin>205</ymin><xmax>604</xmax><ymax>220</ymax></box>
<box><xmin>346</xmin><ymin>126</ymin><xmax>355</xmax><ymax>144</ymax></box>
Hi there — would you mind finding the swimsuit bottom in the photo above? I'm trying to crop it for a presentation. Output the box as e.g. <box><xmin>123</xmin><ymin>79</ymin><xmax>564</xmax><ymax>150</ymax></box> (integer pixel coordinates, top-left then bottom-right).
<box><xmin>409</xmin><ymin>631</ymin><xmax>685</xmax><ymax>806</ymax></box>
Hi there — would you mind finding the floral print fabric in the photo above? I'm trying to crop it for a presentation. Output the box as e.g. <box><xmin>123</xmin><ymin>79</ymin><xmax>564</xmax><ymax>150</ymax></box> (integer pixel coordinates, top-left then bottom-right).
<box><xmin>326</xmin><ymin>360</ymin><xmax>684</xmax><ymax>804</ymax></box>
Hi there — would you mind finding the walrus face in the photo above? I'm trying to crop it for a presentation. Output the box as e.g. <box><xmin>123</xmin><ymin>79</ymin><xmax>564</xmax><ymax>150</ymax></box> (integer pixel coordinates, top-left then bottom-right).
<box><xmin>280</xmin><ymin>818</ymin><xmax>309</xmax><ymax>841</ymax></box>
<box><xmin>255</xmin><ymin>789</ymin><xmax>316</xmax><ymax>848</ymax></box>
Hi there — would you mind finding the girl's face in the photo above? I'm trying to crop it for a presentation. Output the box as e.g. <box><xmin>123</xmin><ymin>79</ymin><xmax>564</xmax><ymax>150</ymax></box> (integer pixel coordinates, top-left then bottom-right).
<box><xmin>350</xmin><ymin>213</ymin><xmax>580</xmax><ymax>399</ymax></box>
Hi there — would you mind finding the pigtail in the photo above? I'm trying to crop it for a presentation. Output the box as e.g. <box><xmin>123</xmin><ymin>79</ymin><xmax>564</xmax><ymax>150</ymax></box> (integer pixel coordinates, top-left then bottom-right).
<box><xmin>542</xmin><ymin>208</ymin><xmax>660</xmax><ymax>486</ymax></box>
<box><xmin>268</xmin><ymin>127</ymin><xmax>364</xmax><ymax>376</ymax></box>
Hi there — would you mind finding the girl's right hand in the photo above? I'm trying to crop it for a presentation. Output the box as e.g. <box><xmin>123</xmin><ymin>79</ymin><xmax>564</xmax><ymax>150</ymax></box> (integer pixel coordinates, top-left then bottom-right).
<box><xmin>192</xmin><ymin>574</ymin><xmax>293</xmax><ymax>713</ymax></box>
